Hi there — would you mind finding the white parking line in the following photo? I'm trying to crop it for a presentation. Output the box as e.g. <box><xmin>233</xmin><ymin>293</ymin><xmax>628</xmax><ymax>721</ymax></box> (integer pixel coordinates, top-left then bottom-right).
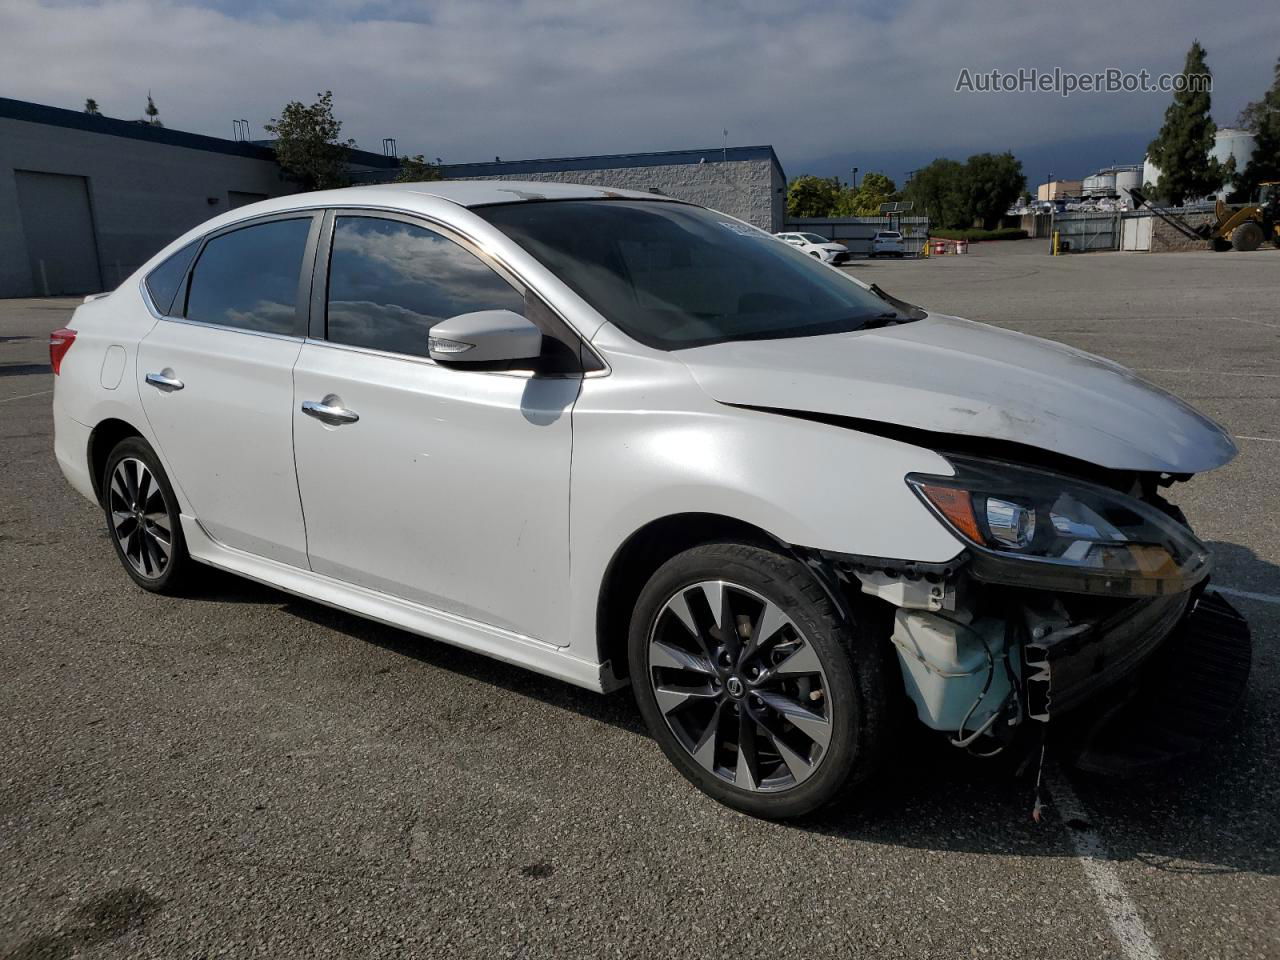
<box><xmin>1236</xmin><ymin>435</ymin><xmax>1280</xmax><ymax>444</ymax></box>
<box><xmin>0</xmin><ymin>388</ymin><xmax>52</xmax><ymax>405</ymax></box>
<box><xmin>1048</xmin><ymin>768</ymin><xmax>1162</xmax><ymax>960</ymax></box>
<box><xmin>1215</xmin><ymin>586</ymin><xmax>1280</xmax><ymax>606</ymax></box>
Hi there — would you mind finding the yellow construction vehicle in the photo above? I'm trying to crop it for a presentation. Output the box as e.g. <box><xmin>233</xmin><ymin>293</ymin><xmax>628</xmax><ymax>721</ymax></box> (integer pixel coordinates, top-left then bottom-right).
<box><xmin>1131</xmin><ymin>183</ymin><xmax>1280</xmax><ymax>252</ymax></box>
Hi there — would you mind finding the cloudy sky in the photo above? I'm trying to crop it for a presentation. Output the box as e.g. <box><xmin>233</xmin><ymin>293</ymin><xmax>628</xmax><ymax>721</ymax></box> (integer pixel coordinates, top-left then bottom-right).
<box><xmin>2</xmin><ymin>0</ymin><xmax>1275</xmax><ymax>186</ymax></box>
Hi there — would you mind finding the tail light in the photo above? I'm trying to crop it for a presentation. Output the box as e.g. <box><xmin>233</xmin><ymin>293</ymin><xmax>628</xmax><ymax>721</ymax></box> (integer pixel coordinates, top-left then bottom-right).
<box><xmin>49</xmin><ymin>328</ymin><xmax>77</xmax><ymax>375</ymax></box>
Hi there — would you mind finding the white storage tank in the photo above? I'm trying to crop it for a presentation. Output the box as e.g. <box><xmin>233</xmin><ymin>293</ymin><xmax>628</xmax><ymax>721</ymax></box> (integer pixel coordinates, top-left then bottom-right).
<box><xmin>1212</xmin><ymin>128</ymin><xmax>1257</xmax><ymax>197</ymax></box>
<box><xmin>1142</xmin><ymin>156</ymin><xmax>1162</xmax><ymax>192</ymax></box>
<box><xmin>1114</xmin><ymin>168</ymin><xmax>1142</xmax><ymax>207</ymax></box>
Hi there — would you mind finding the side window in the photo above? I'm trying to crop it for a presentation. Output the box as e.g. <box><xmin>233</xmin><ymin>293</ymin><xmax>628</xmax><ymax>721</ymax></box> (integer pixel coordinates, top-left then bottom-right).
<box><xmin>185</xmin><ymin>218</ymin><xmax>312</xmax><ymax>334</ymax></box>
<box><xmin>325</xmin><ymin>216</ymin><xmax>527</xmax><ymax>359</ymax></box>
<box><xmin>144</xmin><ymin>240</ymin><xmax>199</xmax><ymax>316</ymax></box>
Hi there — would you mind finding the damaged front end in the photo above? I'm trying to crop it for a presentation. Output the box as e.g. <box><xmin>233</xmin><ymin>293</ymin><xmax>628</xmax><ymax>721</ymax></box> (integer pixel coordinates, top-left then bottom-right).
<box><xmin>811</xmin><ymin>453</ymin><xmax>1252</xmax><ymax>769</ymax></box>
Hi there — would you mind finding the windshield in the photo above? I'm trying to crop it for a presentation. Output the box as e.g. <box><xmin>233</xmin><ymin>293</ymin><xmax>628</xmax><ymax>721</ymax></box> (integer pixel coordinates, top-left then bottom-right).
<box><xmin>477</xmin><ymin>200</ymin><xmax>900</xmax><ymax>350</ymax></box>
<box><xmin>799</xmin><ymin>233</ymin><xmax>828</xmax><ymax>243</ymax></box>
<box><xmin>878</xmin><ymin>232</ymin><xmax>902</xmax><ymax>239</ymax></box>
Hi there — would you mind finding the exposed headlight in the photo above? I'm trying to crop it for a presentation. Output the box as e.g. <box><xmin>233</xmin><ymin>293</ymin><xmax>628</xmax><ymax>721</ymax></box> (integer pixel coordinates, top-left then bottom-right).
<box><xmin>906</xmin><ymin>456</ymin><xmax>1210</xmax><ymax>597</ymax></box>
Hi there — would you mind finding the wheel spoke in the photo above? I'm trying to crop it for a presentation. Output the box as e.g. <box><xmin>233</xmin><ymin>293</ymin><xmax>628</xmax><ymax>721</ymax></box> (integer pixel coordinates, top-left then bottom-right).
<box><xmin>653</xmin><ymin>682</ymin><xmax>718</xmax><ymax>716</ymax></box>
<box><xmin>147</xmin><ymin>523</ymin><xmax>172</xmax><ymax>559</ymax></box>
<box><xmin>755</xmin><ymin>690</ymin><xmax>832</xmax><ymax>750</ymax></box>
<box><xmin>745</xmin><ymin>601</ymin><xmax>791</xmax><ymax>660</ymax></box>
<box><xmin>771</xmin><ymin>640</ymin><xmax>823</xmax><ymax>677</ymax></box>
<box><xmin>665</xmin><ymin>590</ymin><xmax>700</xmax><ymax>638</ymax></box>
<box><xmin>124</xmin><ymin>460</ymin><xmax>140</xmax><ymax>502</ymax></box>
<box><xmin>110</xmin><ymin>472</ymin><xmax>130</xmax><ymax>506</ymax></box>
<box><xmin>735</xmin><ymin>711</ymin><xmax>759</xmax><ymax>789</ymax></box>
<box><xmin>767</xmin><ymin>728</ymin><xmax>817</xmax><ymax>784</ymax></box>
<box><xmin>649</xmin><ymin>640</ymin><xmax>714</xmax><ymax>675</ymax></box>
<box><xmin>111</xmin><ymin>510</ymin><xmax>135</xmax><ymax>535</ymax></box>
<box><xmin>135</xmin><ymin>467</ymin><xmax>152</xmax><ymax>508</ymax></box>
<box><xmin>700</xmin><ymin>581</ymin><xmax>740</xmax><ymax>660</ymax></box>
<box><xmin>690</xmin><ymin>701</ymin><xmax>725</xmax><ymax>773</ymax></box>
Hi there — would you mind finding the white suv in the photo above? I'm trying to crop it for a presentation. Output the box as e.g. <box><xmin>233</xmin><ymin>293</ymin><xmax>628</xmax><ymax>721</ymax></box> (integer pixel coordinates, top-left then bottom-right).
<box><xmin>871</xmin><ymin>230</ymin><xmax>906</xmax><ymax>257</ymax></box>
<box><xmin>52</xmin><ymin>181</ymin><xmax>1247</xmax><ymax>818</ymax></box>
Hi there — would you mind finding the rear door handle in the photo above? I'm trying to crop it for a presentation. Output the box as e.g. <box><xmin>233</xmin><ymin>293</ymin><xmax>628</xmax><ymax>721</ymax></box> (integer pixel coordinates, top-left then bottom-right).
<box><xmin>145</xmin><ymin>371</ymin><xmax>184</xmax><ymax>391</ymax></box>
<box><xmin>301</xmin><ymin>396</ymin><xmax>360</xmax><ymax>426</ymax></box>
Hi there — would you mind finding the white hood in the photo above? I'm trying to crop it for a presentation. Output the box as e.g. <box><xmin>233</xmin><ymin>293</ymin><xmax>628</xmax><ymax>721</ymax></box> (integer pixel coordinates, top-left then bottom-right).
<box><xmin>676</xmin><ymin>314</ymin><xmax>1236</xmax><ymax>474</ymax></box>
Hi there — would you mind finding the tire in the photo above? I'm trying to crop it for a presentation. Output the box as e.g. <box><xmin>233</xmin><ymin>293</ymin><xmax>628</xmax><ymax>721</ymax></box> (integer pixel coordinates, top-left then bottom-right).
<box><xmin>1231</xmin><ymin>221</ymin><xmax>1263</xmax><ymax>252</ymax></box>
<box><xmin>102</xmin><ymin>436</ymin><xmax>192</xmax><ymax>593</ymax></box>
<box><xmin>628</xmin><ymin>541</ymin><xmax>892</xmax><ymax>819</ymax></box>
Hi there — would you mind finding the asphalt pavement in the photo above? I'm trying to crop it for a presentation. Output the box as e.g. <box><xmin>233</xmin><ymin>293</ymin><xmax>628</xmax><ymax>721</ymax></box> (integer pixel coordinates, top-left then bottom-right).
<box><xmin>1</xmin><ymin>241</ymin><xmax>1277</xmax><ymax>959</ymax></box>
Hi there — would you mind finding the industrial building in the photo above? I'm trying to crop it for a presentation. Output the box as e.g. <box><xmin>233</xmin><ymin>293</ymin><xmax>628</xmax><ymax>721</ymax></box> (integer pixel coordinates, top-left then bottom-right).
<box><xmin>369</xmin><ymin>147</ymin><xmax>789</xmax><ymax>235</ymax></box>
<box><xmin>0</xmin><ymin>95</ymin><xmax>787</xmax><ymax>298</ymax></box>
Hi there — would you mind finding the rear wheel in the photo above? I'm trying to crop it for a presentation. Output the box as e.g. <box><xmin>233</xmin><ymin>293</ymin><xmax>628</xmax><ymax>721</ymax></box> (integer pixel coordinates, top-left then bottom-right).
<box><xmin>103</xmin><ymin>437</ymin><xmax>191</xmax><ymax>592</ymax></box>
<box><xmin>1231</xmin><ymin>221</ymin><xmax>1263</xmax><ymax>252</ymax></box>
<box><xmin>628</xmin><ymin>541</ymin><xmax>892</xmax><ymax>819</ymax></box>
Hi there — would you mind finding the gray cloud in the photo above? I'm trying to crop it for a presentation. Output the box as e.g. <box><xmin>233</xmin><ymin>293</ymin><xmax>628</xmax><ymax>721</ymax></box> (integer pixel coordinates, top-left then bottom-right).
<box><xmin>2</xmin><ymin>0</ymin><xmax>1274</xmax><ymax>178</ymax></box>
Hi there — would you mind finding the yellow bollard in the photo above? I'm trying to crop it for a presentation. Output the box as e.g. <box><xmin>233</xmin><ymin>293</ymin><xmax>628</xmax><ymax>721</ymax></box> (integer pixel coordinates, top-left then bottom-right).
<box><xmin>1052</xmin><ymin>230</ymin><xmax>1060</xmax><ymax>256</ymax></box>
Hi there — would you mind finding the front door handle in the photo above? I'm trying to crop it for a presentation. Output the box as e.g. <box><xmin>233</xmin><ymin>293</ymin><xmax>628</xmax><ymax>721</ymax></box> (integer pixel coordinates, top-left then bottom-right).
<box><xmin>145</xmin><ymin>371</ymin><xmax>184</xmax><ymax>391</ymax></box>
<box><xmin>302</xmin><ymin>396</ymin><xmax>360</xmax><ymax>426</ymax></box>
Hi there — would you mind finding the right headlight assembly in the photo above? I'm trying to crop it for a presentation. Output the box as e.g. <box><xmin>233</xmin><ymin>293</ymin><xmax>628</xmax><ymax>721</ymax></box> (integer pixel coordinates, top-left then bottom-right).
<box><xmin>906</xmin><ymin>456</ymin><xmax>1211</xmax><ymax>597</ymax></box>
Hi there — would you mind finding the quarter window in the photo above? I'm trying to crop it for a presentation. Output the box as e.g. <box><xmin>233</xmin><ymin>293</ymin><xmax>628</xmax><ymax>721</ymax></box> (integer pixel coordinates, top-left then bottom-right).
<box><xmin>185</xmin><ymin>218</ymin><xmax>312</xmax><ymax>334</ymax></box>
<box><xmin>144</xmin><ymin>240</ymin><xmax>199</xmax><ymax>316</ymax></box>
<box><xmin>325</xmin><ymin>216</ymin><xmax>526</xmax><ymax>359</ymax></box>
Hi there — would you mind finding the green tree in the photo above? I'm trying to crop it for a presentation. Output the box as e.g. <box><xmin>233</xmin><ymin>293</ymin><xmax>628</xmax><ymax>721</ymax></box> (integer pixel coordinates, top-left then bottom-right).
<box><xmin>1235</xmin><ymin>57</ymin><xmax>1280</xmax><ymax>198</ymax></box>
<box><xmin>786</xmin><ymin>175</ymin><xmax>843</xmax><ymax>217</ymax></box>
<box><xmin>143</xmin><ymin>92</ymin><xmax>162</xmax><ymax>127</ymax></box>
<box><xmin>902</xmin><ymin>158</ymin><xmax>968</xmax><ymax>228</ymax></box>
<box><xmin>83</xmin><ymin>98</ymin><xmax>101</xmax><ymax>116</ymax></box>
<box><xmin>265</xmin><ymin>91</ymin><xmax>356</xmax><ymax>191</ymax></box>
<box><xmin>394</xmin><ymin>154</ymin><xmax>444</xmax><ymax>184</ymax></box>
<box><xmin>1146</xmin><ymin>41</ymin><xmax>1224</xmax><ymax>205</ymax></box>
<box><xmin>847</xmin><ymin>171</ymin><xmax>898</xmax><ymax>216</ymax></box>
<box><xmin>962</xmin><ymin>152</ymin><xmax>1026</xmax><ymax>229</ymax></box>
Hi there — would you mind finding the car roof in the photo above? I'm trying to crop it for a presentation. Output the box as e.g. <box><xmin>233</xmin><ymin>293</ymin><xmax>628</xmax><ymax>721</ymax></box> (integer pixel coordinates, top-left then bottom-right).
<box><xmin>237</xmin><ymin>180</ymin><xmax>683</xmax><ymax>216</ymax></box>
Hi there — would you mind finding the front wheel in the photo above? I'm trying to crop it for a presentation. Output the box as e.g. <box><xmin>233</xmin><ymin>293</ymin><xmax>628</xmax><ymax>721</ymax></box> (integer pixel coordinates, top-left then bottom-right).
<box><xmin>628</xmin><ymin>541</ymin><xmax>892</xmax><ymax>819</ymax></box>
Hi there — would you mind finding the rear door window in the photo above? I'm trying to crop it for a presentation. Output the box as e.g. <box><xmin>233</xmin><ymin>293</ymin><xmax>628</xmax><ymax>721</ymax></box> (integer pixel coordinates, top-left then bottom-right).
<box><xmin>185</xmin><ymin>218</ymin><xmax>313</xmax><ymax>335</ymax></box>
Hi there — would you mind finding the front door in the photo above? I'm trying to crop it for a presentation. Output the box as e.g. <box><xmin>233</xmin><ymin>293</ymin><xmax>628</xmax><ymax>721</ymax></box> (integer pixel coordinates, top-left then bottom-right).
<box><xmin>292</xmin><ymin>213</ymin><xmax>579</xmax><ymax>643</ymax></box>
<box><xmin>138</xmin><ymin>214</ymin><xmax>318</xmax><ymax>568</ymax></box>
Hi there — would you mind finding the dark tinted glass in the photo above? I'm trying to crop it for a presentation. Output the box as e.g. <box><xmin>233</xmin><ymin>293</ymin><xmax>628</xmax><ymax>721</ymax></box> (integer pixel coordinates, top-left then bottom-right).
<box><xmin>478</xmin><ymin>201</ymin><xmax>901</xmax><ymax>350</ymax></box>
<box><xmin>326</xmin><ymin>216</ymin><xmax>526</xmax><ymax>358</ymax></box>
<box><xmin>144</xmin><ymin>240</ymin><xmax>199</xmax><ymax>316</ymax></box>
<box><xmin>185</xmin><ymin>218</ymin><xmax>311</xmax><ymax>334</ymax></box>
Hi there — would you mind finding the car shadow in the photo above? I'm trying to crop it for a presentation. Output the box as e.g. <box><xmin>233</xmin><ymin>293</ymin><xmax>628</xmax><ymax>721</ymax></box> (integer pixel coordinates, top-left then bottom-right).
<box><xmin>176</xmin><ymin>549</ymin><xmax>1277</xmax><ymax>875</ymax></box>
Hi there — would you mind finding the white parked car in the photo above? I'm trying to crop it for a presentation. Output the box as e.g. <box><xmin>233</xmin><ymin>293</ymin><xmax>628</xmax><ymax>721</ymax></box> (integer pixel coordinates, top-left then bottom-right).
<box><xmin>773</xmin><ymin>231</ymin><xmax>850</xmax><ymax>263</ymax></box>
<box><xmin>871</xmin><ymin>230</ymin><xmax>907</xmax><ymax>257</ymax></box>
<box><xmin>52</xmin><ymin>182</ymin><xmax>1248</xmax><ymax>819</ymax></box>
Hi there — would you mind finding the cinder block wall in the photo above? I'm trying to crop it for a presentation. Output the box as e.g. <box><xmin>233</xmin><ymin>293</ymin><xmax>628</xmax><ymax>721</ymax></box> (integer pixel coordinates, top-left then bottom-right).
<box><xmin>459</xmin><ymin>157</ymin><xmax>783</xmax><ymax>232</ymax></box>
<box><xmin>0</xmin><ymin>118</ymin><xmax>295</xmax><ymax>298</ymax></box>
<box><xmin>1150</xmin><ymin>212</ymin><xmax>1215</xmax><ymax>253</ymax></box>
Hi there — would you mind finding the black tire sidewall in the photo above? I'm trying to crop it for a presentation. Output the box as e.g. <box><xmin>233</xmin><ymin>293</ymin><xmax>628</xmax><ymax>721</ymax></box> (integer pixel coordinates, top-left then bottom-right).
<box><xmin>628</xmin><ymin>541</ymin><xmax>886</xmax><ymax>819</ymax></box>
<box><xmin>103</xmin><ymin>436</ymin><xmax>189</xmax><ymax>592</ymax></box>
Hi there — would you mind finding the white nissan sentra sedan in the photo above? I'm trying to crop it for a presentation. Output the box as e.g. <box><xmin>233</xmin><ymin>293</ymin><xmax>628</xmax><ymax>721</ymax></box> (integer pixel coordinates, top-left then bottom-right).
<box><xmin>52</xmin><ymin>182</ymin><xmax>1250</xmax><ymax>819</ymax></box>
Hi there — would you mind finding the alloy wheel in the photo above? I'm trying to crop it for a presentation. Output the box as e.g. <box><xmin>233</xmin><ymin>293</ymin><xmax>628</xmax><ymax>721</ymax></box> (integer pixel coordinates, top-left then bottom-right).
<box><xmin>108</xmin><ymin>457</ymin><xmax>172</xmax><ymax>579</ymax></box>
<box><xmin>647</xmin><ymin>580</ymin><xmax>833</xmax><ymax>792</ymax></box>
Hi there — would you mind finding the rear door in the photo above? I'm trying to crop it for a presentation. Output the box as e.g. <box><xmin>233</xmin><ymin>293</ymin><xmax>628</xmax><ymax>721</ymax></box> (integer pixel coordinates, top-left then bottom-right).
<box><xmin>137</xmin><ymin>213</ymin><xmax>320</xmax><ymax>568</ymax></box>
<box><xmin>291</xmin><ymin>211</ymin><xmax>582</xmax><ymax>642</ymax></box>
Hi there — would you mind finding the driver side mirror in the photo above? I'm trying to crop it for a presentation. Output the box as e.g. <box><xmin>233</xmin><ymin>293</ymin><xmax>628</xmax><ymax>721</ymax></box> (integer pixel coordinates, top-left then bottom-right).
<box><xmin>427</xmin><ymin>310</ymin><xmax>542</xmax><ymax>364</ymax></box>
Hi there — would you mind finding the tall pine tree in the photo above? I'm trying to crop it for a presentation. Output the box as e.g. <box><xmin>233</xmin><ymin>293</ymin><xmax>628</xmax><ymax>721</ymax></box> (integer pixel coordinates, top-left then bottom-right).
<box><xmin>1146</xmin><ymin>41</ymin><xmax>1223</xmax><ymax>205</ymax></box>
<box><xmin>1236</xmin><ymin>57</ymin><xmax>1280</xmax><ymax>199</ymax></box>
